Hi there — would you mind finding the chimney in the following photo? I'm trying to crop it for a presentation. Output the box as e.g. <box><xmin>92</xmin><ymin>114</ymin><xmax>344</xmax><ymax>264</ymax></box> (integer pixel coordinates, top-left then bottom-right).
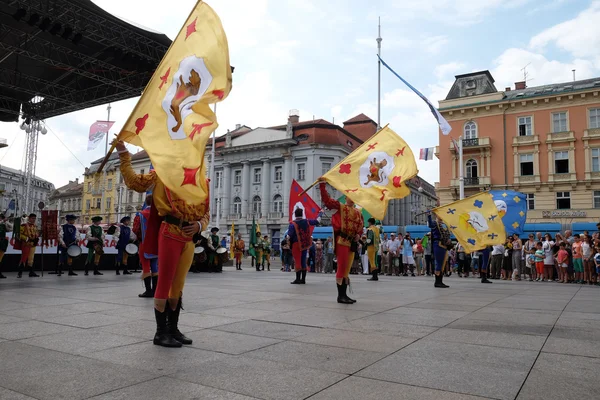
<box><xmin>515</xmin><ymin>81</ymin><xmax>526</xmax><ymax>90</ymax></box>
<box><xmin>235</xmin><ymin>123</ymin><xmax>241</xmax><ymax>130</ymax></box>
<box><xmin>75</xmin><ymin>178</ymin><xmax>79</xmax><ymax>184</ymax></box>
<box><xmin>288</xmin><ymin>109</ymin><xmax>299</xmax><ymax>124</ymax></box>
<box><xmin>505</xmin><ymin>87</ymin><xmax>511</xmax><ymax>92</ymax></box>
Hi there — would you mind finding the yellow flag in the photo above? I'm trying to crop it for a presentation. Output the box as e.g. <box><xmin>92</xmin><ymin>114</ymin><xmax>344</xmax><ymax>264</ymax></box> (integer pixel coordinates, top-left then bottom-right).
<box><xmin>118</xmin><ymin>1</ymin><xmax>232</xmax><ymax>205</ymax></box>
<box><xmin>432</xmin><ymin>192</ymin><xmax>507</xmax><ymax>253</ymax></box>
<box><xmin>321</xmin><ymin>125</ymin><xmax>418</xmax><ymax>220</ymax></box>
<box><xmin>230</xmin><ymin>222</ymin><xmax>235</xmax><ymax>259</ymax></box>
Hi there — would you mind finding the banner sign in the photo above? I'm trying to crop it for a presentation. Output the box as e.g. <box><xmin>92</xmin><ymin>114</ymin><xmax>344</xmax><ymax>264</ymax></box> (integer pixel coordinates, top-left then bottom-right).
<box><xmin>41</xmin><ymin>210</ymin><xmax>59</xmax><ymax>241</ymax></box>
<box><xmin>3</xmin><ymin>232</ymin><xmax>119</xmax><ymax>255</ymax></box>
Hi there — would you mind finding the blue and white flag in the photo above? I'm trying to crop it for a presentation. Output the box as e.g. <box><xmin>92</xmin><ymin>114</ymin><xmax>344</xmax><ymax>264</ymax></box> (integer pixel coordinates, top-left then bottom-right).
<box><xmin>378</xmin><ymin>55</ymin><xmax>452</xmax><ymax>136</ymax></box>
<box><xmin>419</xmin><ymin>147</ymin><xmax>434</xmax><ymax>161</ymax></box>
<box><xmin>490</xmin><ymin>190</ymin><xmax>527</xmax><ymax>236</ymax></box>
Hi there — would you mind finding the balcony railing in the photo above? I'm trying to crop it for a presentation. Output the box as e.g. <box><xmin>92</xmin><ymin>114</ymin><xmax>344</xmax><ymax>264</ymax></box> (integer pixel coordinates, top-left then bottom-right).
<box><xmin>268</xmin><ymin>212</ymin><xmax>283</xmax><ymax>219</ymax></box>
<box><xmin>462</xmin><ymin>138</ymin><xmax>479</xmax><ymax>147</ymax></box>
<box><xmin>464</xmin><ymin>177</ymin><xmax>479</xmax><ymax>186</ymax></box>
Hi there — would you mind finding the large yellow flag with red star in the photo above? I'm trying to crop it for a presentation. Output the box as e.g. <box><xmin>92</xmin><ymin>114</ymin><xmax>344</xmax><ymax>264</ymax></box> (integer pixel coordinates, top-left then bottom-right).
<box><xmin>321</xmin><ymin>125</ymin><xmax>418</xmax><ymax>220</ymax></box>
<box><xmin>117</xmin><ymin>1</ymin><xmax>232</xmax><ymax>205</ymax></box>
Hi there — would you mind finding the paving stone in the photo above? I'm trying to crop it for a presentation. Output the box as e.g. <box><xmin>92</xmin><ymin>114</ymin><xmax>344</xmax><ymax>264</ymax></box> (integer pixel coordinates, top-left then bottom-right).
<box><xmin>0</xmin><ymin>301</ymin><xmax>37</xmax><ymax>312</ymax></box>
<box><xmin>196</xmin><ymin>306</ymin><xmax>279</xmax><ymax>319</ymax></box>
<box><xmin>564</xmin><ymin>300</ymin><xmax>600</xmax><ymax>313</ymax></box>
<box><xmin>174</xmin><ymin>355</ymin><xmax>346</xmax><ymax>400</ymax></box>
<box><xmin>549</xmin><ymin>326</ymin><xmax>600</xmax><ymax>342</ymax></box>
<box><xmin>96</xmin><ymin>319</ymin><xmax>200</xmax><ymax>340</ymax></box>
<box><xmin>186</xmin><ymin>329</ymin><xmax>281</xmax><ymax>354</ymax></box>
<box><xmin>309</xmin><ymin>376</ymin><xmax>491</xmax><ymax>400</ymax></box>
<box><xmin>87</xmin><ymin>376</ymin><xmax>258</xmax><ymax>400</ymax></box>
<box><xmin>60</xmin><ymin>301</ymin><xmax>124</xmax><ymax>313</ymax></box>
<box><xmin>358</xmin><ymin>340</ymin><xmax>538</xmax><ymax>400</ymax></box>
<box><xmin>447</xmin><ymin>317</ymin><xmax>553</xmax><ymax>336</ymax></box>
<box><xmin>0</xmin><ymin>314</ymin><xmax>28</xmax><ymax>324</ymax></box>
<box><xmin>426</xmin><ymin>328</ymin><xmax>547</xmax><ymax>351</ymax></box>
<box><xmin>331</xmin><ymin>318</ymin><xmax>438</xmax><ymax>338</ymax></box>
<box><xmin>293</xmin><ymin>328</ymin><xmax>415</xmax><ymax>353</ymax></box>
<box><xmin>244</xmin><ymin>341</ymin><xmax>385</xmax><ymax>374</ymax></box>
<box><xmin>0</xmin><ymin>342</ymin><xmax>157</xmax><ymax>400</ymax></box>
<box><xmin>542</xmin><ymin>337</ymin><xmax>600</xmax><ymax>358</ymax></box>
<box><xmin>517</xmin><ymin>353</ymin><xmax>600</xmax><ymax>400</ymax></box>
<box><xmin>258</xmin><ymin>307</ymin><xmax>374</xmax><ymax>327</ymax></box>
<box><xmin>172</xmin><ymin>312</ymin><xmax>245</xmax><ymax>329</ymax></box>
<box><xmin>0</xmin><ymin>320</ymin><xmax>81</xmax><ymax>340</ymax></box>
<box><xmin>213</xmin><ymin>319</ymin><xmax>323</xmax><ymax>340</ymax></box>
<box><xmin>19</xmin><ymin>329</ymin><xmax>145</xmax><ymax>355</ymax></box>
<box><xmin>0</xmin><ymin>387</ymin><xmax>38</xmax><ymax>400</ymax></box>
<box><xmin>44</xmin><ymin>312</ymin><xmax>131</xmax><ymax>328</ymax></box>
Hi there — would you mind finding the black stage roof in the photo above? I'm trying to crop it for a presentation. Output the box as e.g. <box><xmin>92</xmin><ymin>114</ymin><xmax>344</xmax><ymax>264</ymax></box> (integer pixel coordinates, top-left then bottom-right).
<box><xmin>0</xmin><ymin>0</ymin><xmax>172</xmax><ymax>122</ymax></box>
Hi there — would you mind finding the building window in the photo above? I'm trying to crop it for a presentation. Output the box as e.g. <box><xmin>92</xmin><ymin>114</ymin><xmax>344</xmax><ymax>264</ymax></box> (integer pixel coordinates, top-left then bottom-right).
<box><xmin>554</xmin><ymin>151</ymin><xmax>569</xmax><ymax>174</ymax></box>
<box><xmin>95</xmin><ymin>198</ymin><xmax>101</xmax><ymax>209</ymax></box>
<box><xmin>556</xmin><ymin>192</ymin><xmax>571</xmax><ymax>209</ymax></box>
<box><xmin>86</xmin><ymin>200</ymin><xmax>90</xmax><ymax>210</ymax></box>
<box><xmin>106</xmin><ymin>197</ymin><xmax>111</xmax><ymax>211</ymax></box>
<box><xmin>466</xmin><ymin>159</ymin><xmax>478</xmax><ymax>178</ymax></box>
<box><xmin>552</xmin><ymin>112</ymin><xmax>568</xmax><ymax>133</ymax></box>
<box><xmin>138</xmin><ymin>192</ymin><xmax>143</xmax><ymax>202</ymax></box>
<box><xmin>140</xmin><ymin>169</ymin><xmax>145</xmax><ymax>175</ymax></box>
<box><xmin>273</xmin><ymin>195</ymin><xmax>283</xmax><ymax>213</ymax></box>
<box><xmin>234</xmin><ymin>170</ymin><xmax>241</xmax><ymax>185</ymax></box>
<box><xmin>274</xmin><ymin>166</ymin><xmax>282</xmax><ymax>182</ymax></box>
<box><xmin>520</xmin><ymin>154</ymin><xmax>534</xmax><ymax>176</ymax></box>
<box><xmin>518</xmin><ymin>116</ymin><xmax>532</xmax><ymax>136</ymax></box>
<box><xmin>232</xmin><ymin>197</ymin><xmax>242</xmax><ymax>214</ymax></box>
<box><xmin>107</xmin><ymin>179</ymin><xmax>113</xmax><ymax>190</ymax></box>
<box><xmin>252</xmin><ymin>195</ymin><xmax>261</xmax><ymax>215</ymax></box>
<box><xmin>464</xmin><ymin>121</ymin><xmax>477</xmax><ymax>139</ymax></box>
<box><xmin>128</xmin><ymin>190</ymin><xmax>134</xmax><ymax>204</ymax></box>
<box><xmin>297</xmin><ymin>163</ymin><xmax>306</xmax><ymax>181</ymax></box>
<box><xmin>253</xmin><ymin>168</ymin><xmax>262</xmax><ymax>184</ymax></box>
<box><xmin>594</xmin><ymin>191</ymin><xmax>600</xmax><ymax>209</ymax></box>
<box><xmin>592</xmin><ymin>149</ymin><xmax>600</xmax><ymax>172</ymax></box>
<box><xmin>590</xmin><ymin>108</ymin><xmax>600</xmax><ymax>129</ymax></box>
<box><xmin>322</xmin><ymin>162</ymin><xmax>332</xmax><ymax>175</ymax></box>
<box><xmin>215</xmin><ymin>171</ymin><xmax>223</xmax><ymax>189</ymax></box>
<box><xmin>526</xmin><ymin>193</ymin><xmax>535</xmax><ymax>210</ymax></box>
<box><xmin>87</xmin><ymin>182</ymin><xmax>92</xmax><ymax>192</ymax></box>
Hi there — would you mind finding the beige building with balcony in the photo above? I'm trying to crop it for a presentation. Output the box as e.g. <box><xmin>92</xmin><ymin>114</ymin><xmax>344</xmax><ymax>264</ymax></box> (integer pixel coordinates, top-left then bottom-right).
<box><xmin>436</xmin><ymin>70</ymin><xmax>600</xmax><ymax>224</ymax></box>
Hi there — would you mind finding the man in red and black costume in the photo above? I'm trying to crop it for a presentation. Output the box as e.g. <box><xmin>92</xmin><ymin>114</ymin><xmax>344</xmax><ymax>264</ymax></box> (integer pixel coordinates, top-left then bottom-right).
<box><xmin>319</xmin><ymin>181</ymin><xmax>364</xmax><ymax>304</ymax></box>
<box><xmin>288</xmin><ymin>208</ymin><xmax>320</xmax><ymax>284</ymax></box>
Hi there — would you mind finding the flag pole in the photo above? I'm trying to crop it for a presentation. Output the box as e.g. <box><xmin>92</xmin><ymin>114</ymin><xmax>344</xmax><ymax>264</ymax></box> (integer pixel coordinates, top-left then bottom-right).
<box><xmin>100</xmin><ymin>103</ymin><xmax>111</xmax><ymax>221</ymax></box>
<box><xmin>376</xmin><ymin>17</ymin><xmax>382</xmax><ymax>129</ymax></box>
<box><xmin>209</xmin><ymin>103</ymin><xmax>217</xmax><ymax>227</ymax></box>
<box><xmin>459</xmin><ymin>135</ymin><xmax>464</xmax><ymax>200</ymax></box>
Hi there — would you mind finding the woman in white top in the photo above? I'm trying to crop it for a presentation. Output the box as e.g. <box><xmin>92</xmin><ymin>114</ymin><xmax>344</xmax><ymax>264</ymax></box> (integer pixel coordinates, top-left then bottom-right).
<box><xmin>542</xmin><ymin>233</ymin><xmax>555</xmax><ymax>282</ymax></box>
<box><xmin>581</xmin><ymin>235</ymin><xmax>593</xmax><ymax>283</ymax></box>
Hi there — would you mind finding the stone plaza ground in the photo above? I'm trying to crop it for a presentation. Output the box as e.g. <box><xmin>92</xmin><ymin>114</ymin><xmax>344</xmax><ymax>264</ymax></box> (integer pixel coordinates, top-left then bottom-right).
<box><xmin>0</xmin><ymin>266</ymin><xmax>599</xmax><ymax>400</ymax></box>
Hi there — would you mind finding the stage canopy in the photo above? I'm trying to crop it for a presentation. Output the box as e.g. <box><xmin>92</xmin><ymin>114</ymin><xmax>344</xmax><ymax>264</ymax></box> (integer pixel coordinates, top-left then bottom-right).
<box><xmin>0</xmin><ymin>0</ymin><xmax>172</xmax><ymax>122</ymax></box>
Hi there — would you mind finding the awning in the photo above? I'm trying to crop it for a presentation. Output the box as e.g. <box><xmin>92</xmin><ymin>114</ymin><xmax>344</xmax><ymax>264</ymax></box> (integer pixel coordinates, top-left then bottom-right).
<box><xmin>522</xmin><ymin>223</ymin><xmax>562</xmax><ymax>236</ymax></box>
<box><xmin>571</xmin><ymin>222</ymin><xmax>598</xmax><ymax>235</ymax></box>
<box><xmin>312</xmin><ymin>226</ymin><xmax>333</xmax><ymax>240</ymax></box>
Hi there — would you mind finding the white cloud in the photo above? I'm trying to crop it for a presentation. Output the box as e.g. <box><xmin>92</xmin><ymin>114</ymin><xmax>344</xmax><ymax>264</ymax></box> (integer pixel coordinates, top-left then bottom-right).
<box><xmin>434</xmin><ymin>62</ymin><xmax>466</xmax><ymax>79</ymax></box>
<box><xmin>356</xmin><ymin>35</ymin><xmax>448</xmax><ymax>55</ymax></box>
<box><xmin>529</xmin><ymin>1</ymin><xmax>600</xmax><ymax>58</ymax></box>
<box><xmin>422</xmin><ymin>35</ymin><xmax>449</xmax><ymax>54</ymax></box>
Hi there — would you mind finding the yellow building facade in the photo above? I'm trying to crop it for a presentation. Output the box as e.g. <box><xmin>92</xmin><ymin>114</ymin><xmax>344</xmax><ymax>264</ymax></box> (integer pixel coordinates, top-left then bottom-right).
<box><xmin>81</xmin><ymin>153</ymin><xmax>119</xmax><ymax>225</ymax></box>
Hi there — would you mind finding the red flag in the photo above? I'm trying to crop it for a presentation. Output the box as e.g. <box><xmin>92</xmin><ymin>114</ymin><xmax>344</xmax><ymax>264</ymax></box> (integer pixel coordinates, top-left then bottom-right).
<box><xmin>289</xmin><ymin>180</ymin><xmax>321</xmax><ymax>222</ymax></box>
<box><xmin>87</xmin><ymin>120</ymin><xmax>115</xmax><ymax>151</ymax></box>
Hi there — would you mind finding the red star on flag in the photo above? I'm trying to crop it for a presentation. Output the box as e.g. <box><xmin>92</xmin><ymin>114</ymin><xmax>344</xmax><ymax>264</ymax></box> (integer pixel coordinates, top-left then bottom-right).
<box><xmin>185</xmin><ymin>17</ymin><xmax>197</xmax><ymax>40</ymax></box>
<box><xmin>212</xmin><ymin>89</ymin><xmax>225</xmax><ymax>99</ymax></box>
<box><xmin>339</xmin><ymin>164</ymin><xmax>352</xmax><ymax>174</ymax></box>
<box><xmin>190</xmin><ymin>122</ymin><xmax>213</xmax><ymax>140</ymax></box>
<box><xmin>159</xmin><ymin>67</ymin><xmax>171</xmax><ymax>90</ymax></box>
<box><xmin>135</xmin><ymin>114</ymin><xmax>149</xmax><ymax>135</ymax></box>
<box><xmin>181</xmin><ymin>166</ymin><xmax>200</xmax><ymax>186</ymax></box>
<box><xmin>392</xmin><ymin>176</ymin><xmax>402</xmax><ymax>188</ymax></box>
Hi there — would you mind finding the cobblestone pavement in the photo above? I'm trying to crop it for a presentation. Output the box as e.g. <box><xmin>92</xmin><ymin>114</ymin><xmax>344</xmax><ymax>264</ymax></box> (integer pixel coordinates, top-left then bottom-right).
<box><xmin>0</xmin><ymin>268</ymin><xmax>598</xmax><ymax>400</ymax></box>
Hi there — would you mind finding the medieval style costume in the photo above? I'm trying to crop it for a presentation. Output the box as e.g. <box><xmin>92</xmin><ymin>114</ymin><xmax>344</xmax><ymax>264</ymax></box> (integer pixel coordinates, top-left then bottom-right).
<box><xmin>428</xmin><ymin>213</ymin><xmax>451</xmax><ymax>288</ymax></box>
<box><xmin>17</xmin><ymin>214</ymin><xmax>39</xmax><ymax>278</ymax></box>
<box><xmin>138</xmin><ymin>197</ymin><xmax>159</xmax><ymax>297</ymax></box>
<box><xmin>207</xmin><ymin>227</ymin><xmax>222</xmax><ymax>272</ymax></box>
<box><xmin>119</xmin><ymin>146</ymin><xmax>209</xmax><ymax>348</ymax></box>
<box><xmin>114</xmin><ymin>216</ymin><xmax>137</xmax><ymax>275</ymax></box>
<box><xmin>262</xmin><ymin>235</ymin><xmax>271</xmax><ymax>271</ymax></box>
<box><xmin>234</xmin><ymin>233</ymin><xmax>245</xmax><ymax>270</ymax></box>
<box><xmin>253</xmin><ymin>230</ymin><xmax>263</xmax><ymax>271</ymax></box>
<box><xmin>85</xmin><ymin>216</ymin><xmax>105</xmax><ymax>276</ymax></box>
<box><xmin>288</xmin><ymin>208</ymin><xmax>319</xmax><ymax>284</ymax></box>
<box><xmin>58</xmin><ymin>215</ymin><xmax>79</xmax><ymax>276</ymax></box>
<box><xmin>0</xmin><ymin>214</ymin><xmax>12</xmax><ymax>279</ymax></box>
<box><xmin>366</xmin><ymin>218</ymin><xmax>380</xmax><ymax>281</ymax></box>
<box><xmin>319</xmin><ymin>182</ymin><xmax>364</xmax><ymax>303</ymax></box>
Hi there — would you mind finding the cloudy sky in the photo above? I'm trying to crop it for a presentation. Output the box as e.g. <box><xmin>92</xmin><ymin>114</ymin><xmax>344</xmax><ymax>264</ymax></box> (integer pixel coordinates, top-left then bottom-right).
<box><xmin>1</xmin><ymin>0</ymin><xmax>599</xmax><ymax>189</ymax></box>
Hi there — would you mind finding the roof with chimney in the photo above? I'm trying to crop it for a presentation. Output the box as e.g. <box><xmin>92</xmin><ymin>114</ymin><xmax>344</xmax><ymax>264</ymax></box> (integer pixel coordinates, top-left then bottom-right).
<box><xmin>445</xmin><ymin>70</ymin><xmax>498</xmax><ymax>100</ymax></box>
<box><xmin>49</xmin><ymin>181</ymin><xmax>83</xmax><ymax>200</ymax></box>
<box><xmin>343</xmin><ymin>113</ymin><xmax>375</xmax><ymax>125</ymax></box>
<box><xmin>503</xmin><ymin>77</ymin><xmax>600</xmax><ymax>101</ymax></box>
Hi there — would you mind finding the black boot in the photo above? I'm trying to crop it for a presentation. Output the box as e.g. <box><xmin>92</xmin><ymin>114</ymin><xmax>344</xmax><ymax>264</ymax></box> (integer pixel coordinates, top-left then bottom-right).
<box><xmin>115</xmin><ymin>263</ymin><xmax>120</xmax><ymax>275</ymax></box>
<box><xmin>0</xmin><ymin>272</ymin><xmax>5</xmax><ymax>279</ymax></box>
<box><xmin>122</xmin><ymin>268</ymin><xmax>132</xmax><ymax>275</ymax></box>
<box><xmin>93</xmin><ymin>266</ymin><xmax>103</xmax><ymax>275</ymax></box>
<box><xmin>481</xmin><ymin>271</ymin><xmax>492</xmax><ymax>284</ymax></box>
<box><xmin>153</xmin><ymin>308</ymin><xmax>182</xmax><ymax>348</ymax></box>
<box><xmin>367</xmin><ymin>270</ymin><xmax>379</xmax><ymax>281</ymax></box>
<box><xmin>167</xmin><ymin>298</ymin><xmax>192</xmax><ymax>345</ymax></box>
<box><xmin>434</xmin><ymin>274</ymin><xmax>449</xmax><ymax>288</ymax></box>
<box><xmin>344</xmin><ymin>279</ymin><xmax>357</xmax><ymax>303</ymax></box>
<box><xmin>29</xmin><ymin>269</ymin><xmax>39</xmax><ymax>278</ymax></box>
<box><xmin>139</xmin><ymin>276</ymin><xmax>153</xmax><ymax>298</ymax></box>
<box><xmin>337</xmin><ymin>283</ymin><xmax>353</xmax><ymax>304</ymax></box>
<box><xmin>291</xmin><ymin>271</ymin><xmax>302</xmax><ymax>284</ymax></box>
<box><xmin>151</xmin><ymin>275</ymin><xmax>158</xmax><ymax>296</ymax></box>
<box><xmin>68</xmin><ymin>268</ymin><xmax>78</xmax><ymax>276</ymax></box>
<box><xmin>84</xmin><ymin>264</ymin><xmax>89</xmax><ymax>276</ymax></box>
<box><xmin>300</xmin><ymin>270</ymin><xmax>306</xmax><ymax>284</ymax></box>
<box><xmin>17</xmin><ymin>263</ymin><xmax>23</xmax><ymax>278</ymax></box>
<box><xmin>57</xmin><ymin>266</ymin><xmax>63</xmax><ymax>276</ymax></box>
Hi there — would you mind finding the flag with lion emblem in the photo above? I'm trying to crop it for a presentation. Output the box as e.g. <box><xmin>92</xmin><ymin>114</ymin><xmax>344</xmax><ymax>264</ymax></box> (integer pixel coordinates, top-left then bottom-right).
<box><xmin>320</xmin><ymin>125</ymin><xmax>418</xmax><ymax>220</ymax></box>
<box><xmin>117</xmin><ymin>1</ymin><xmax>232</xmax><ymax>205</ymax></box>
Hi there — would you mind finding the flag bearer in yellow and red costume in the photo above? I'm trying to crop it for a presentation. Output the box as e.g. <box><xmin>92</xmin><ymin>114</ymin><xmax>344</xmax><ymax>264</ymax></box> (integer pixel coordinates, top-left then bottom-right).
<box><xmin>18</xmin><ymin>213</ymin><xmax>40</xmax><ymax>278</ymax></box>
<box><xmin>109</xmin><ymin>1</ymin><xmax>232</xmax><ymax>348</ymax></box>
<box><xmin>319</xmin><ymin>182</ymin><xmax>364</xmax><ymax>304</ymax></box>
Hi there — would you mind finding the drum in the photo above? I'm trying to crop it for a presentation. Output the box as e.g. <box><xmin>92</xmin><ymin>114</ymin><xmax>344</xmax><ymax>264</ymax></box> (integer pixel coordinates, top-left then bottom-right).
<box><xmin>194</xmin><ymin>246</ymin><xmax>205</xmax><ymax>254</ymax></box>
<box><xmin>195</xmin><ymin>246</ymin><xmax>207</xmax><ymax>263</ymax></box>
<box><xmin>125</xmin><ymin>243</ymin><xmax>139</xmax><ymax>255</ymax></box>
<box><xmin>67</xmin><ymin>245</ymin><xmax>82</xmax><ymax>258</ymax></box>
<box><xmin>216</xmin><ymin>247</ymin><xmax>229</xmax><ymax>263</ymax></box>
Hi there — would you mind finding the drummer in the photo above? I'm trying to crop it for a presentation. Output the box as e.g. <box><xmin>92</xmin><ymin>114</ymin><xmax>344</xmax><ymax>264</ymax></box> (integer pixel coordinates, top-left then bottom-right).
<box><xmin>207</xmin><ymin>227</ymin><xmax>221</xmax><ymax>272</ymax></box>
<box><xmin>114</xmin><ymin>216</ymin><xmax>137</xmax><ymax>276</ymax></box>
<box><xmin>234</xmin><ymin>233</ymin><xmax>245</xmax><ymax>270</ymax></box>
<box><xmin>262</xmin><ymin>234</ymin><xmax>271</xmax><ymax>271</ymax></box>
<box><xmin>254</xmin><ymin>230</ymin><xmax>263</xmax><ymax>271</ymax></box>
<box><xmin>191</xmin><ymin>231</ymin><xmax>210</xmax><ymax>273</ymax></box>
<box><xmin>84</xmin><ymin>216</ymin><xmax>105</xmax><ymax>276</ymax></box>
<box><xmin>58</xmin><ymin>214</ymin><xmax>80</xmax><ymax>276</ymax></box>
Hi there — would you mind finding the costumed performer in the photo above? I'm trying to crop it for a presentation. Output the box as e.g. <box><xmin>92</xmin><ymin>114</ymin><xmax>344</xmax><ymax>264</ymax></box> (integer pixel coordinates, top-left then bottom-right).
<box><xmin>262</xmin><ymin>234</ymin><xmax>271</xmax><ymax>271</ymax></box>
<box><xmin>17</xmin><ymin>213</ymin><xmax>39</xmax><ymax>278</ymax></box>
<box><xmin>58</xmin><ymin>214</ymin><xmax>79</xmax><ymax>276</ymax></box>
<box><xmin>84</xmin><ymin>216</ymin><xmax>105</xmax><ymax>276</ymax></box>
<box><xmin>427</xmin><ymin>211</ymin><xmax>451</xmax><ymax>288</ymax></box>
<box><xmin>288</xmin><ymin>208</ymin><xmax>320</xmax><ymax>284</ymax></box>
<box><xmin>366</xmin><ymin>217</ymin><xmax>380</xmax><ymax>281</ymax></box>
<box><xmin>138</xmin><ymin>195</ymin><xmax>159</xmax><ymax>297</ymax></box>
<box><xmin>234</xmin><ymin>233</ymin><xmax>245</xmax><ymax>270</ymax></box>
<box><xmin>319</xmin><ymin>181</ymin><xmax>363</xmax><ymax>303</ymax></box>
<box><xmin>0</xmin><ymin>213</ymin><xmax>13</xmax><ymax>279</ymax></box>
<box><xmin>114</xmin><ymin>216</ymin><xmax>137</xmax><ymax>275</ymax></box>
